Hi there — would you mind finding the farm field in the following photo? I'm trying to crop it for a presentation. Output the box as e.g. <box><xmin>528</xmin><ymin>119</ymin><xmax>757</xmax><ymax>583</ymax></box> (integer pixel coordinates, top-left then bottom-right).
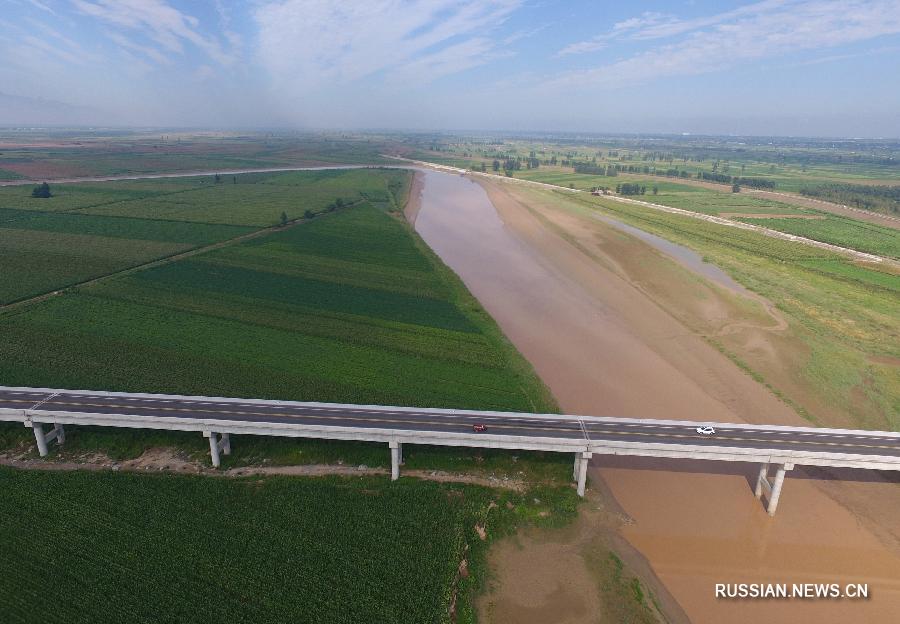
<box><xmin>0</xmin><ymin>168</ymin><xmax>558</xmax><ymax>473</ymax></box>
<box><xmin>0</xmin><ymin>168</ymin><xmax>408</xmax><ymax>304</ymax></box>
<box><xmin>0</xmin><ymin>131</ymin><xmax>389</xmax><ymax>179</ymax></box>
<box><xmin>736</xmin><ymin>214</ymin><xmax>900</xmax><ymax>259</ymax></box>
<box><xmin>0</xmin><ymin>466</ymin><xmax>577</xmax><ymax>624</ymax></box>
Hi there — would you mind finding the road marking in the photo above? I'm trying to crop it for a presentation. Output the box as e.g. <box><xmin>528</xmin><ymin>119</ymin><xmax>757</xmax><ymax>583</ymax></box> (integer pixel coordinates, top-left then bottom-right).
<box><xmin>16</xmin><ymin>395</ymin><xmax>899</xmax><ymax>452</ymax></box>
<box><xmin>30</xmin><ymin>392</ymin><xmax>59</xmax><ymax>411</ymax></box>
<box><xmin>26</xmin><ymin>398</ymin><xmax>587</xmax><ymax>437</ymax></box>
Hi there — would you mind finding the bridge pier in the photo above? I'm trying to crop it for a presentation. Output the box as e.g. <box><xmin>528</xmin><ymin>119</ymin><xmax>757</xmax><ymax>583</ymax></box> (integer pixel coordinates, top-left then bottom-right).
<box><xmin>755</xmin><ymin>462</ymin><xmax>793</xmax><ymax>516</ymax></box>
<box><xmin>30</xmin><ymin>422</ymin><xmax>65</xmax><ymax>457</ymax></box>
<box><xmin>576</xmin><ymin>451</ymin><xmax>592</xmax><ymax>497</ymax></box>
<box><xmin>389</xmin><ymin>441</ymin><xmax>401</xmax><ymax>481</ymax></box>
<box><xmin>204</xmin><ymin>432</ymin><xmax>231</xmax><ymax>468</ymax></box>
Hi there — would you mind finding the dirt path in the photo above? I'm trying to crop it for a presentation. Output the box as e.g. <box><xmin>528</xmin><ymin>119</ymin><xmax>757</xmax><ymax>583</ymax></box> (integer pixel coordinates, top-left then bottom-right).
<box><xmin>0</xmin><ymin>450</ymin><xmax>527</xmax><ymax>490</ymax></box>
<box><xmin>411</xmin><ymin>170</ymin><xmax>900</xmax><ymax>624</ymax></box>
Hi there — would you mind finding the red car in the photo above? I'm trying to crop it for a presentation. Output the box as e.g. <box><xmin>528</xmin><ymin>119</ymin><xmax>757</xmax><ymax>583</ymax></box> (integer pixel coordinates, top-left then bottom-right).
<box><xmin>472</xmin><ymin>423</ymin><xmax>487</xmax><ymax>433</ymax></box>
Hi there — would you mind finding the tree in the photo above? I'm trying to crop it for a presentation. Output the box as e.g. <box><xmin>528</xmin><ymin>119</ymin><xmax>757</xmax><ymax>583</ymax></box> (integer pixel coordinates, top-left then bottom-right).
<box><xmin>732</xmin><ymin>183</ymin><xmax>741</xmax><ymax>193</ymax></box>
<box><xmin>280</xmin><ymin>211</ymin><xmax>288</xmax><ymax>226</ymax></box>
<box><xmin>304</xmin><ymin>209</ymin><xmax>314</xmax><ymax>219</ymax></box>
<box><xmin>214</xmin><ymin>173</ymin><xmax>221</xmax><ymax>183</ymax></box>
<box><xmin>652</xmin><ymin>186</ymin><xmax>659</xmax><ymax>195</ymax></box>
<box><xmin>492</xmin><ymin>159</ymin><xmax>500</xmax><ymax>172</ymax></box>
<box><xmin>480</xmin><ymin>162</ymin><xmax>486</xmax><ymax>173</ymax></box>
<box><xmin>31</xmin><ymin>182</ymin><xmax>52</xmax><ymax>198</ymax></box>
<box><xmin>335</xmin><ymin>198</ymin><xmax>345</xmax><ymax>209</ymax></box>
<box><xmin>233</xmin><ymin>176</ymin><xmax>237</xmax><ymax>184</ymax></box>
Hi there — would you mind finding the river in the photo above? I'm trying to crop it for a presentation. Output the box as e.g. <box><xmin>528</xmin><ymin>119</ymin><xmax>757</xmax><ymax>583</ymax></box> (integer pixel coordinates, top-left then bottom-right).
<box><xmin>412</xmin><ymin>168</ymin><xmax>900</xmax><ymax>623</ymax></box>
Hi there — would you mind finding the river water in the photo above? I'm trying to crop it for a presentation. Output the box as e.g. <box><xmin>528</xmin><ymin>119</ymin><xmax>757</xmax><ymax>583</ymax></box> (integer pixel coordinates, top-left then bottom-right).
<box><xmin>412</xmin><ymin>168</ymin><xmax>900</xmax><ymax>623</ymax></box>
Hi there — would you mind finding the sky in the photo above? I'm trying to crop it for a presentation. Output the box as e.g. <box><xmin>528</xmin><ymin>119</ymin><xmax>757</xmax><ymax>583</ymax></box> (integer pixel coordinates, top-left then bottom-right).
<box><xmin>1</xmin><ymin>0</ymin><xmax>900</xmax><ymax>136</ymax></box>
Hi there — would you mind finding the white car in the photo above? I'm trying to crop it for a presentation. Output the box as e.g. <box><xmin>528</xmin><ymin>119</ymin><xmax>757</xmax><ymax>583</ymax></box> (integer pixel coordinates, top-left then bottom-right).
<box><xmin>695</xmin><ymin>426</ymin><xmax>716</xmax><ymax>436</ymax></box>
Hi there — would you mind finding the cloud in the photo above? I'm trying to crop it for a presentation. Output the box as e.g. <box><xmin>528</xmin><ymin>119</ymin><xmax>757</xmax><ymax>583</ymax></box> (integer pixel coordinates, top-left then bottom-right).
<box><xmin>71</xmin><ymin>0</ymin><xmax>236</xmax><ymax>65</ymax></box>
<box><xmin>551</xmin><ymin>0</ymin><xmax>900</xmax><ymax>87</ymax></box>
<box><xmin>254</xmin><ymin>0</ymin><xmax>521</xmax><ymax>87</ymax></box>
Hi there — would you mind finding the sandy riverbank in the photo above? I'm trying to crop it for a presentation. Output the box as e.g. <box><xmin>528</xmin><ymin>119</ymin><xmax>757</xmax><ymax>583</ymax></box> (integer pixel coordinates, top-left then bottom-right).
<box><xmin>411</xmin><ymin>169</ymin><xmax>900</xmax><ymax>623</ymax></box>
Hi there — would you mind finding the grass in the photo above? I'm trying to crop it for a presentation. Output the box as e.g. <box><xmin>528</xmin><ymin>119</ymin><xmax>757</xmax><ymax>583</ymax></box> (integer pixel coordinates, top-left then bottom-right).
<box><xmin>534</xmin><ymin>189</ymin><xmax>899</xmax><ymax>431</ymax></box>
<box><xmin>489</xmin><ymin>166</ymin><xmax>898</xmax><ymax>257</ymax></box>
<box><xmin>588</xmin><ymin>551</ymin><xmax>661</xmax><ymax>624</ymax></box>
<box><xmin>0</xmin><ymin>466</ymin><xmax>579</xmax><ymax>624</ymax></box>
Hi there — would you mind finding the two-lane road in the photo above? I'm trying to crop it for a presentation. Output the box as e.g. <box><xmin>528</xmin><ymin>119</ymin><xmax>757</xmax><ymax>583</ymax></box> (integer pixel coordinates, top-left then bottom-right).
<box><xmin>1</xmin><ymin>387</ymin><xmax>897</xmax><ymax>459</ymax></box>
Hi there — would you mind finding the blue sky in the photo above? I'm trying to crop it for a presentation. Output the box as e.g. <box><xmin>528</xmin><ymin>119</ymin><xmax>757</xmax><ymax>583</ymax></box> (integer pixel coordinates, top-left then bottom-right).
<box><xmin>2</xmin><ymin>0</ymin><xmax>899</xmax><ymax>136</ymax></box>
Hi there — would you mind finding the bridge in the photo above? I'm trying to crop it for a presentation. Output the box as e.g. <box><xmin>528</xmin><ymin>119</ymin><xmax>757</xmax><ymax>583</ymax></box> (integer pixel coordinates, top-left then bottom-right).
<box><xmin>2</xmin><ymin>385</ymin><xmax>898</xmax><ymax>516</ymax></box>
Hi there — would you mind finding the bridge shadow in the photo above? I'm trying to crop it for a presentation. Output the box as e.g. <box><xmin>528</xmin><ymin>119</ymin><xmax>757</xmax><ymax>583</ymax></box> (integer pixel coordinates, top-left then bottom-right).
<box><xmin>590</xmin><ymin>454</ymin><xmax>900</xmax><ymax>495</ymax></box>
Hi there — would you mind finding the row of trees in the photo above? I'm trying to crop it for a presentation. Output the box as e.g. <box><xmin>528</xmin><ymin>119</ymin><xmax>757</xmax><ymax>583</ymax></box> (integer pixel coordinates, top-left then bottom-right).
<box><xmin>698</xmin><ymin>171</ymin><xmax>776</xmax><ymax>188</ymax></box>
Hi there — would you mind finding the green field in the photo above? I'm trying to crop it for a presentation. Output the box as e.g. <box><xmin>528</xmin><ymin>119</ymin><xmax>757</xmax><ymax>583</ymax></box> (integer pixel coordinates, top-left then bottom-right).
<box><xmin>736</xmin><ymin>215</ymin><xmax>900</xmax><ymax>260</ymax></box>
<box><xmin>0</xmin><ymin>466</ymin><xmax>578</xmax><ymax>624</ymax></box>
<box><xmin>0</xmin><ymin>131</ymin><xmax>390</xmax><ymax>179</ymax></box>
<box><xmin>0</xmin><ymin>169</ymin><xmax>410</xmax><ymax>304</ymax></box>
<box><xmin>0</xmin><ymin>203</ymin><xmax>551</xmax><ymax>412</ymax></box>
<box><xmin>0</xmin><ymin>168</ymin><xmax>555</xmax><ymax>463</ymax></box>
<box><xmin>0</xmin><ymin>165</ymin><xmax>573</xmax><ymax>621</ymax></box>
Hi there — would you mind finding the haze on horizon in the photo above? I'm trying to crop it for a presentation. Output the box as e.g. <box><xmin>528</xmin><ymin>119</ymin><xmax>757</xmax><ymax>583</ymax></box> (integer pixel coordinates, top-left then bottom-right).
<box><xmin>2</xmin><ymin>0</ymin><xmax>900</xmax><ymax>137</ymax></box>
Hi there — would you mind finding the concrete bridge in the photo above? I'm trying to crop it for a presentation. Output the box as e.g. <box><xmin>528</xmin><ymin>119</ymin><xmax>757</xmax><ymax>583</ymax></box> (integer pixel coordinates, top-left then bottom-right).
<box><xmin>2</xmin><ymin>385</ymin><xmax>898</xmax><ymax>516</ymax></box>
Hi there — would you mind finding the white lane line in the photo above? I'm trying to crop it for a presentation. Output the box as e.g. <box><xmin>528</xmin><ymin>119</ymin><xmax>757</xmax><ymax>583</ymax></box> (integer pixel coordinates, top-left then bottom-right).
<box><xmin>30</xmin><ymin>392</ymin><xmax>59</xmax><ymax>411</ymax></box>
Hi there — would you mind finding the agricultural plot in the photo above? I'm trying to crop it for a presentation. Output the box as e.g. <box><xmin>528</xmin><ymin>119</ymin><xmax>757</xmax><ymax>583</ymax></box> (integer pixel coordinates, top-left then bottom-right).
<box><xmin>0</xmin><ymin>186</ymin><xmax>552</xmax><ymax>413</ymax></box>
<box><xmin>0</xmin><ymin>168</ymin><xmax>410</xmax><ymax>304</ymax></box>
<box><xmin>0</xmin><ymin>132</ymin><xmax>390</xmax><ymax>179</ymax></box>
<box><xmin>736</xmin><ymin>215</ymin><xmax>900</xmax><ymax>260</ymax></box>
<box><xmin>1</xmin><ymin>467</ymin><xmax>558</xmax><ymax>624</ymax></box>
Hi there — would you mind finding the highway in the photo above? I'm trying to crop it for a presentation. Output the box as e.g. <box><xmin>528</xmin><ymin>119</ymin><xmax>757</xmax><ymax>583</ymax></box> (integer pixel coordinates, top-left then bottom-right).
<box><xmin>2</xmin><ymin>385</ymin><xmax>898</xmax><ymax>514</ymax></box>
<box><xmin>1</xmin><ymin>387</ymin><xmax>898</xmax><ymax>457</ymax></box>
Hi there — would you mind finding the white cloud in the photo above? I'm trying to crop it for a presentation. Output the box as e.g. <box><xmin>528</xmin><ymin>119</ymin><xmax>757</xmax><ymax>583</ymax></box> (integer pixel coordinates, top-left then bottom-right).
<box><xmin>254</xmin><ymin>0</ymin><xmax>521</xmax><ymax>86</ymax></box>
<box><xmin>71</xmin><ymin>0</ymin><xmax>236</xmax><ymax>65</ymax></box>
<box><xmin>551</xmin><ymin>0</ymin><xmax>900</xmax><ymax>87</ymax></box>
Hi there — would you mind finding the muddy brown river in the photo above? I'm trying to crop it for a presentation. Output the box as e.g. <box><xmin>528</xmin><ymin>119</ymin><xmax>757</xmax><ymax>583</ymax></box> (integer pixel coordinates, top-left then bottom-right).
<box><xmin>413</xmin><ymin>168</ymin><xmax>900</xmax><ymax>623</ymax></box>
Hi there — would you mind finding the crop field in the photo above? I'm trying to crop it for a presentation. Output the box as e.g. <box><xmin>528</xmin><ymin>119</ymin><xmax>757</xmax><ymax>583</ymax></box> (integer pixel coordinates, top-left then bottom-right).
<box><xmin>736</xmin><ymin>215</ymin><xmax>900</xmax><ymax>259</ymax></box>
<box><xmin>0</xmin><ymin>169</ymin><xmax>553</xmax><ymax>420</ymax></box>
<box><xmin>0</xmin><ymin>466</ymin><xmax>576</xmax><ymax>624</ymax></box>
<box><xmin>0</xmin><ymin>131</ymin><xmax>390</xmax><ymax>179</ymax></box>
<box><xmin>0</xmin><ymin>168</ymin><xmax>410</xmax><ymax>304</ymax></box>
<box><xmin>0</xmin><ymin>207</ymin><xmax>550</xmax><ymax>411</ymax></box>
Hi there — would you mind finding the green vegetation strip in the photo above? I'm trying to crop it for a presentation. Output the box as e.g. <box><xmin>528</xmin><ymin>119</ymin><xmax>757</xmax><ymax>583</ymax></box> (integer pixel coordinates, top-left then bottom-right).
<box><xmin>0</xmin><ymin>466</ymin><xmax>578</xmax><ymax>624</ymax></box>
<box><xmin>736</xmin><ymin>215</ymin><xmax>900</xmax><ymax>260</ymax></box>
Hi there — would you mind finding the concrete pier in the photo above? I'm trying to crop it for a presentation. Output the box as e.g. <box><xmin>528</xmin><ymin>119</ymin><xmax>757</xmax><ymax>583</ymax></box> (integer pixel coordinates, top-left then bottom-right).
<box><xmin>204</xmin><ymin>431</ymin><xmax>231</xmax><ymax>468</ymax></box>
<box><xmin>755</xmin><ymin>462</ymin><xmax>793</xmax><ymax>515</ymax></box>
<box><xmin>30</xmin><ymin>422</ymin><xmax>65</xmax><ymax>457</ymax></box>
<box><xmin>390</xmin><ymin>441</ymin><xmax>401</xmax><ymax>481</ymax></box>
<box><xmin>576</xmin><ymin>451</ymin><xmax>592</xmax><ymax>497</ymax></box>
